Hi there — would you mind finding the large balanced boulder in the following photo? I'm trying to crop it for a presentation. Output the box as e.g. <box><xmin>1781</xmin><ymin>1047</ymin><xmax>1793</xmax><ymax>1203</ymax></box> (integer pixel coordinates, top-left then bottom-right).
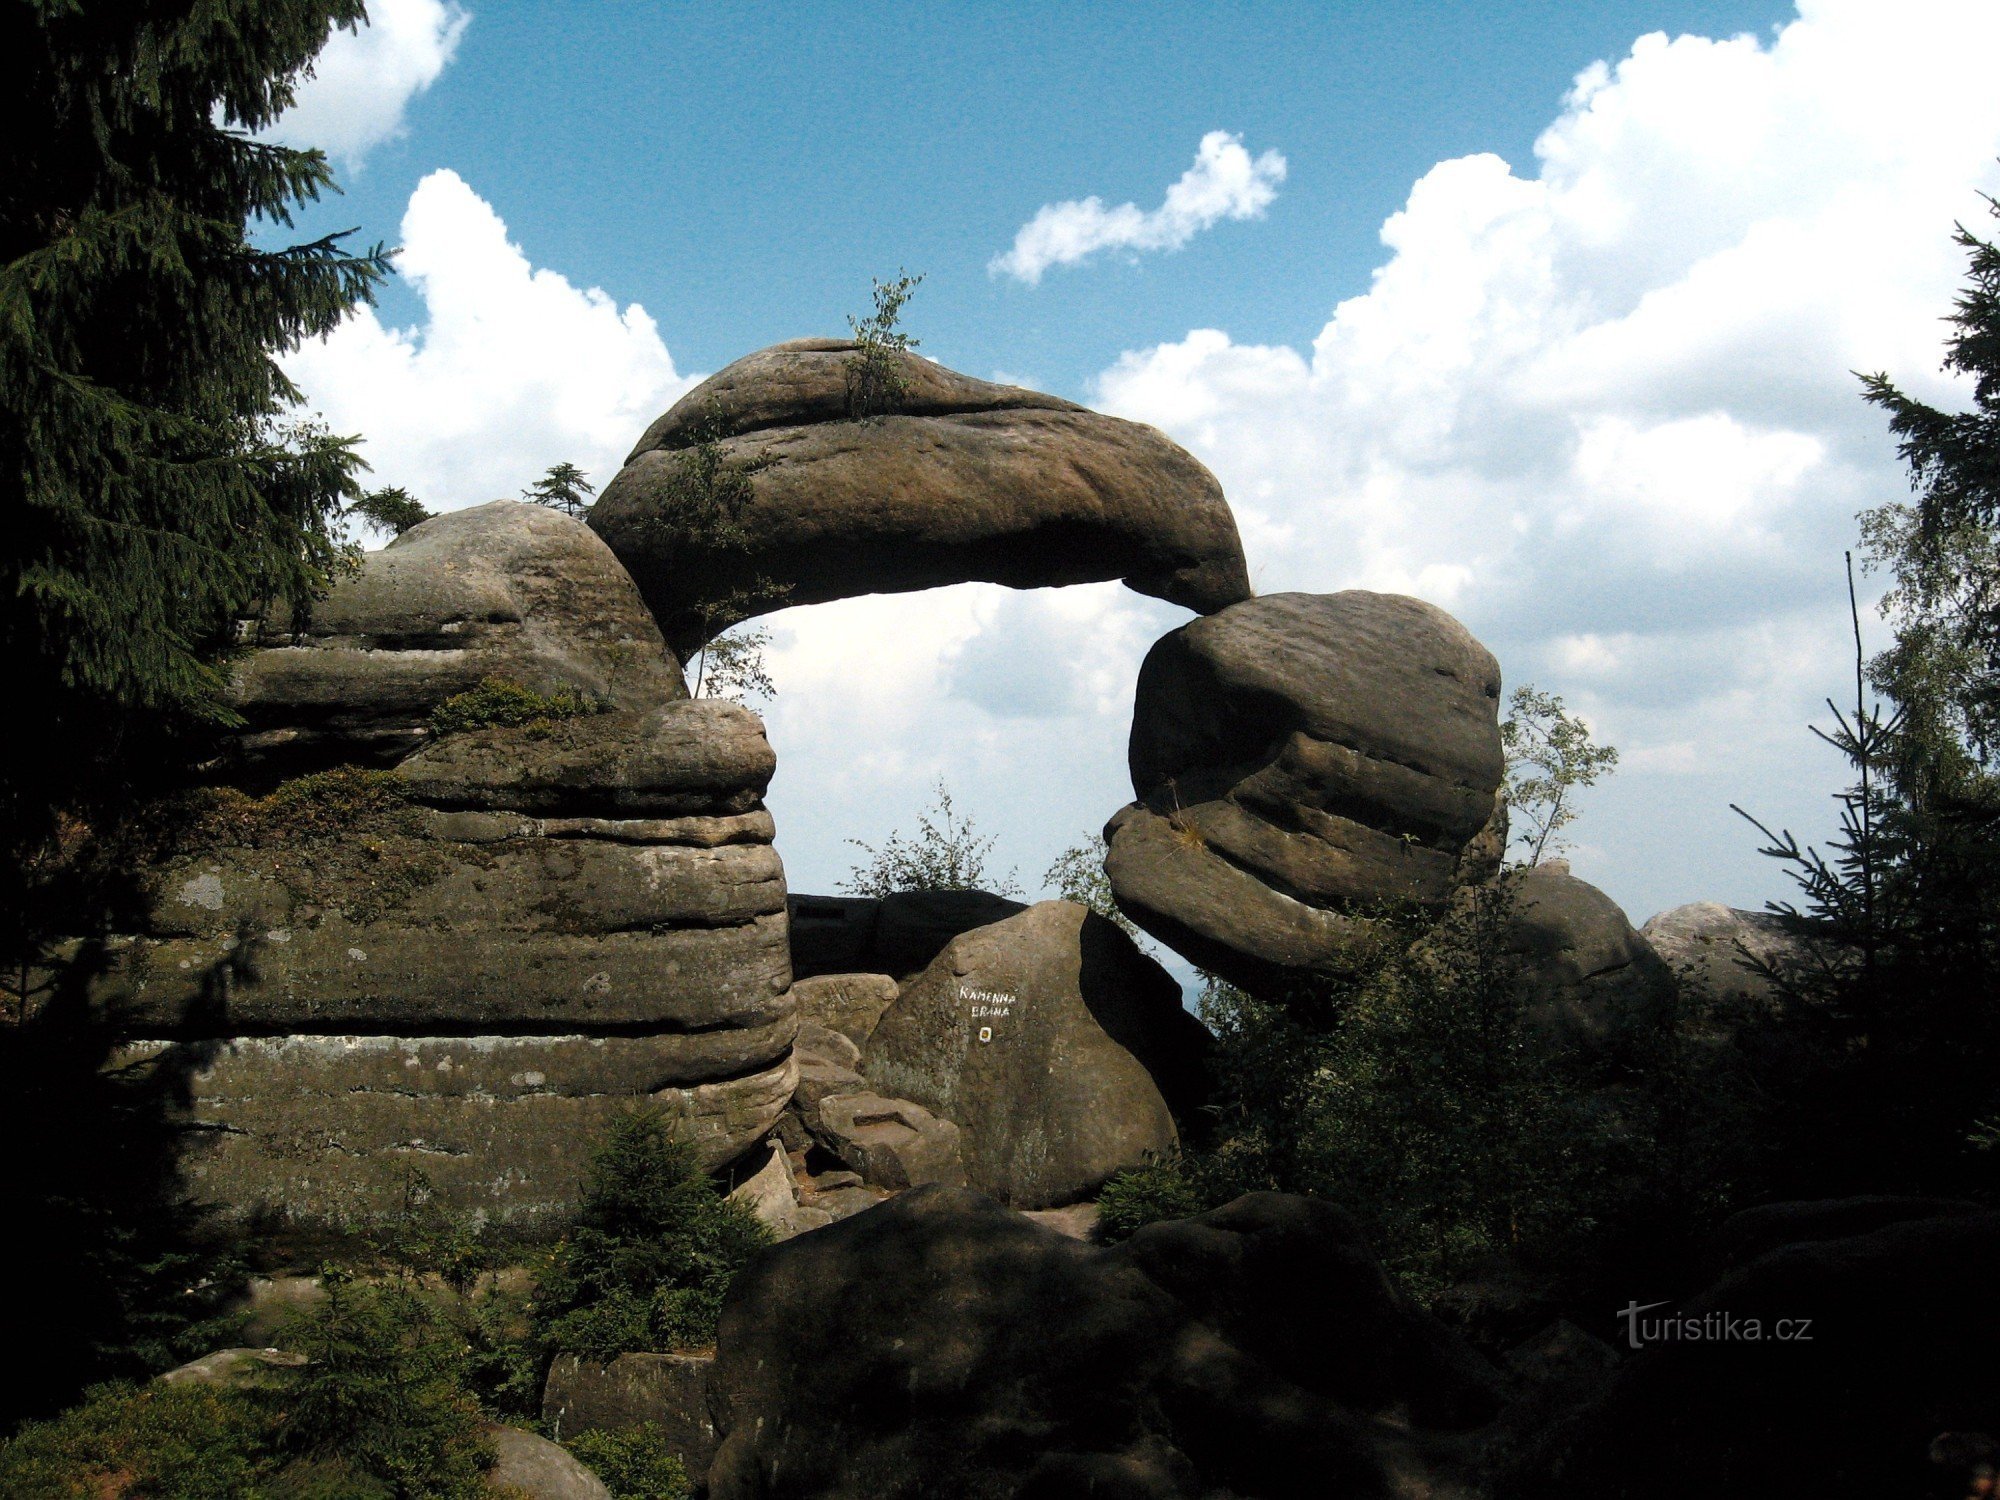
<box><xmin>705</xmin><ymin>1186</ymin><xmax>1503</xmax><ymax>1499</ymax></box>
<box><xmin>863</xmin><ymin>901</ymin><xmax>1211</xmax><ymax>1208</ymax></box>
<box><xmin>1526</xmin><ymin>1207</ymin><xmax>2000</xmax><ymax>1498</ymax></box>
<box><xmin>589</xmin><ymin>339</ymin><xmax>1252</xmax><ymax>654</ymax></box>
<box><xmin>224</xmin><ymin>499</ymin><xmax>685</xmax><ymax>775</ymax></box>
<box><xmin>1106</xmin><ymin>591</ymin><xmax>1505</xmax><ymax>992</ymax></box>
<box><xmin>42</xmin><ymin>505</ymin><xmax>797</xmax><ymax>1232</ymax></box>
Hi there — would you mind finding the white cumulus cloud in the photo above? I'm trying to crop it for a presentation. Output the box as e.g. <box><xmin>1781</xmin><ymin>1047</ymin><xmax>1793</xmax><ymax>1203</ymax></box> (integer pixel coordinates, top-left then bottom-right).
<box><xmin>264</xmin><ymin>0</ymin><xmax>470</xmax><ymax>169</ymax></box>
<box><xmin>1091</xmin><ymin>0</ymin><xmax>2000</xmax><ymax>920</ymax></box>
<box><xmin>284</xmin><ymin>169</ymin><xmax>696</xmax><ymax>510</ymax></box>
<box><xmin>990</xmin><ymin>130</ymin><xmax>1287</xmax><ymax>284</ymax></box>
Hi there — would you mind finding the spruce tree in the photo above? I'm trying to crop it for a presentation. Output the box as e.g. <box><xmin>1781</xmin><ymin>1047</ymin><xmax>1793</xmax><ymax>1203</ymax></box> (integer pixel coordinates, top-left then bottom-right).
<box><xmin>1736</xmin><ymin>198</ymin><xmax>2000</xmax><ymax>1197</ymax></box>
<box><xmin>1</xmin><ymin>1</ymin><xmax>391</xmax><ymax>856</ymax></box>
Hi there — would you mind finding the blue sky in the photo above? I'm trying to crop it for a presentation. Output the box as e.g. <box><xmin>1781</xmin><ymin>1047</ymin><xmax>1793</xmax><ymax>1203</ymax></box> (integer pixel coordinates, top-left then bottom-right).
<box><xmin>303</xmin><ymin>1</ymin><xmax>1797</xmax><ymax>387</ymax></box>
<box><xmin>274</xmin><ymin>1</ymin><xmax>2000</xmax><ymax>957</ymax></box>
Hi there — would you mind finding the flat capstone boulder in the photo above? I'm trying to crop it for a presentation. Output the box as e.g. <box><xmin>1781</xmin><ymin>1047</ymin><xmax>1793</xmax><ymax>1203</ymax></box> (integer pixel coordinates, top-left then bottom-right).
<box><xmin>589</xmin><ymin>339</ymin><xmax>1252</xmax><ymax>655</ymax></box>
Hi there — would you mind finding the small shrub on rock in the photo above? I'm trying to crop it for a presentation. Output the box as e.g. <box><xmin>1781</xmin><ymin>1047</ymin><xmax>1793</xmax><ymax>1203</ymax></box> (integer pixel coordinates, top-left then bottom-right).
<box><xmin>533</xmin><ymin>1109</ymin><xmax>772</xmax><ymax>1359</ymax></box>
<box><xmin>565</xmin><ymin>1424</ymin><xmax>692</xmax><ymax>1500</ymax></box>
<box><xmin>428</xmin><ymin>678</ymin><xmax>598</xmax><ymax>738</ymax></box>
<box><xmin>1094</xmin><ymin>1151</ymin><xmax>1212</xmax><ymax>1242</ymax></box>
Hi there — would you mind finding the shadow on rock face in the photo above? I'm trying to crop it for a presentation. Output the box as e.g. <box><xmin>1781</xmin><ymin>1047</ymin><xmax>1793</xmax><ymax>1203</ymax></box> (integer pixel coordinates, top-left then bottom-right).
<box><xmin>1511</xmin><ymin>1207</ymin><xmax>2000</xmax><ymax>1500</ymax></box>
<box><xmin>705</xmin><ymin>1185</ymin><xmax>1504</xmax><ymax>1500</ymax></box>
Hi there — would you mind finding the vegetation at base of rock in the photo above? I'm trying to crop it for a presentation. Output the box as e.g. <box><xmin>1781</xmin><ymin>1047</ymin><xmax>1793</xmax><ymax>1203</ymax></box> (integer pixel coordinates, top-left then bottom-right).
<box><xmin>1094</xmin><ymin>1151</ymin><xmax>1209</xmax><ymax>1242</ymax></box>
<box><xmin>0</xmin><ymin>1275</ymin><xmax>495</xmax><ymax>1499</ymax></box>
<box><xmin>1501</xmin><ymin>684</ymin><xmax>1619</xmax><ymax>867</ymax></box>
<box><xmin>843</xmin><ymin>779</ymin><xmax>1024</xmax><ymax>898</ymax></box>
<box><xmin>0</xmin><ymin>1382</ymin><xmax>266</xmax><ymax>1499</ymax></box>
<box><xmin>563</xmin><ymin>1425</ymin><xmax>692</xmax><ymax>1500</ymax></box>
<box><xmin>532</xmin><ymin>1109</ymin><xmax>773</xmax><ymax>1359</ymax></box>
<box><xmin>523</xmin><ymin>461</ymin><xmax>598</xmax><ymax>519</ymax></box>
<box><xmin>349</xmin><ymin>486</ymin><xmax>435</xmax><ymax>540</ymax></box>
<box><xmin>271</xmin><ymin>1268</ymin><xmax>494</xmax><ymax>1498</ymax></box>
<box><xmin>1</xmin><ymin>1</ymin><xmax>389</xmax><ymax>875</ymax></box>
<box><xmin>429</xmin><ymin>677</ymin><xmax>601</xmax><ymax>738</ymax></box>
<box><xmin>1090</xmin><ymin>887</ymin><xmax>1732</xmax><ymax>1300</ymax></box>
<box><xmin>844</xmin><ymin>271</ymin><xmax>924</xmax><ymax>419</ymax></box>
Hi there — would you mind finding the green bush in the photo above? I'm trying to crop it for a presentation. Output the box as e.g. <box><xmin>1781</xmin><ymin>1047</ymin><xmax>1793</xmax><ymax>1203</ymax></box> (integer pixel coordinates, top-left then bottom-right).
<box><xmin>428</xmin><ymin>678</ymin><xmax>598</xmax><ymax>738</ymax></box>
<box><xmin>1094</xmin><ymin>1153</ymin><xmax>1213</xmax><ymax>1242</ymax></box>
<box><xmin>534</xmin><ymin>1110</ymin><xmax>772</xmax><ymax>1359</ymax></box>
<box><xmin>269</xmin><ymin>1268</ymin><xmax>493</xmax><ymax>1500</ymax></box>
<box><xmin>0</xmin><ymin>1382</ymin><xmax>265</xmax><ymax>1499</ymax></box>
<box><xmin>565</xmin><ymin>1424</ymin><xmax>693</xmax><ymax>1500</ymax></box>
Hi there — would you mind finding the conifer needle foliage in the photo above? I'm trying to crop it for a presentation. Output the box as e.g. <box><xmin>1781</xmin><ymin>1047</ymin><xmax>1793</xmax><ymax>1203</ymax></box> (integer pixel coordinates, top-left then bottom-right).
<box><xmin>2</xmin><ymin>1</ymin><xmax>392</xmax><ymax>853</ymax></box>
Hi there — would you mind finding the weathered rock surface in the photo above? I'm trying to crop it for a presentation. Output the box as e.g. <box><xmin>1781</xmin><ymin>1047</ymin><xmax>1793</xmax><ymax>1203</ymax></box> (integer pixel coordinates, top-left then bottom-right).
<box><xmin>705</xmin><ymin>1186</ymin><xmax>1503</xmax><ymax>1499</ymax></box>
<box><xmin>543</xmin><ymin>1352</ymin><xmax>719</xmax><ymax>1477</ymax></box>
<box><xmin>1492</xmin><ymin>861</ymin><xmax>1677</xmax><ymax>1047</ymax></box>
<box><xmin>157</xmin><ymin>1346</ymin><xmax>306</xmax><ymax>1388</ymax></box>
<box><xmin>790</xmin><ymin>971</ymin><xmax>899</xmax><ymax>1046</ymax></box>
<box><xmin>785</xmin><ymin>1025</ymin><xmax>966</xmax><ymax>1194</ymax></box>
<box><xmin>1107</xmin><ymin>591</ymin><xmax>1505</xmax><ymax>992</ymax></box>
<box><xmin>121</xmin><ymin>1037</ymin><xmax>795</xmax><ymax>1229</ymax></box>
<box><xmin>225</xmin><ymin>501</ymin><xmax>685</xmax><ymax>775</ymax></box>
<box><xmin>590</xmin><ymin>339</ymin><xmax>1252</xmax><ymax>653</ymax></box>
<box><xmin>64</xmin><ymin>714</ymin><xmax>792</xmax><ymax>1041</ymax></box>
<box><xmin>47</xmin><ymin>502</ymin><xmax>799</xmax><ymax>1231</ymax></box>
<box><xmin>788</xmin><ymin>887</ymin><xmax>1027</xmax><ymax>980</ymax></box>
<box><xmin>1525</xmin><ymin>1207</ymin><xmax>2000</xmax><ymax>1499</ymax></box>
<box><xmin>485</xmin><ymin>1423</ymin><xmax>615</xmax><ymax>1500</ymax></box>
<box><xmin>1640</xmin><ymin>900</ymin><xmax>1812</xmax><ymax>1010</ymax></box>
<box><xmin>1697</xmin><ymin>1194</ymin><xmax>1987</xmax><ymax>1277</ymax></box>
<box><xmin>864</xmin><ymin>901</ymin><xmax>1210</xmax><ymax>1208</ymax></box>
<box><xmin>726</xmin><ymin>1140</ymin><xmax>834</xmax><ymax>1239</ymax></box>
<box><xmin>811</xmin><ymin>1091</ymin><xmax>966</xmax><ymax>1192</ymax></box>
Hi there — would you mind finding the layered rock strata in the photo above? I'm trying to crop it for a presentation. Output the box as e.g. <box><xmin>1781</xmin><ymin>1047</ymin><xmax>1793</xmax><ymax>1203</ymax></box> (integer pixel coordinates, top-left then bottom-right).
<box><xmin>48</xmin><ymin>504</ymin><xmax>794</xmax><ymax>1231</ymax></box>
<box><xmin>1106</xmin><ymin>590</ymin><xmax>1505</xmax><ymax>992</ymax></box>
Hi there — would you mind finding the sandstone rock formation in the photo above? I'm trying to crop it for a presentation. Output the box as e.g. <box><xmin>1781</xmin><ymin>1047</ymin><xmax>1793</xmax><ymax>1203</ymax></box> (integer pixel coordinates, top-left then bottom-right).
<box><xmin>790</xmin><ymin>971</ymin><xmax>899</xmax><ymax>1047</ymax></box>
<box><xmin>484</xmin><ymin>1424</ymin><xmax>615</xmax><ymax>1500</ymax></box>
<box><xmin>864</xmin><ymin>901</ymin><xmax>1211</xmax><ymax>1208</ymax></box>
<box><xmin>1640</xmin><ymin>900</ymin><xmax>1812</xmax><ymax>1010</ymax></box>
<box><xmin>1106</xmin><ymin>590</ymin><xmax>1505</xmax><ymax>991</ymax></box>
<box><xmin>543</xmin><ymin>1352</ymin><xmax>720</xmax><ymax>1476</ymax></box>
<box><xmin>588</xmin><ymin>339</ymin><xmax>1252</xmax><ymax>654</ymax></box>
<box><xmin>1491</xmin><ymin>861</ymin><xmax>1678</xmax><ymax>1048</ymax></box>
<box><xmin>787</xmin><ymin>1023</ymin><xmax>966</xmax><ymax>1196</ymax></box>
<box><xmin>224</xmin><ymin>500</ymin><xmax>684</xmax><ymax>776</ymax></box>
<box><xmin>788</xmin><ymin>888</ymin><xmax>1027</xmax><ymax>980</ymax></box>
<box><xmin>704</xmin><ymin>1186</ymin><xmax>1503</xmax><ymax>1499</ymax></box>
<box><xmin>48</xmin><ymin>504</ymin><xmax>795</xmax><ymax>1231</ymax></box>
